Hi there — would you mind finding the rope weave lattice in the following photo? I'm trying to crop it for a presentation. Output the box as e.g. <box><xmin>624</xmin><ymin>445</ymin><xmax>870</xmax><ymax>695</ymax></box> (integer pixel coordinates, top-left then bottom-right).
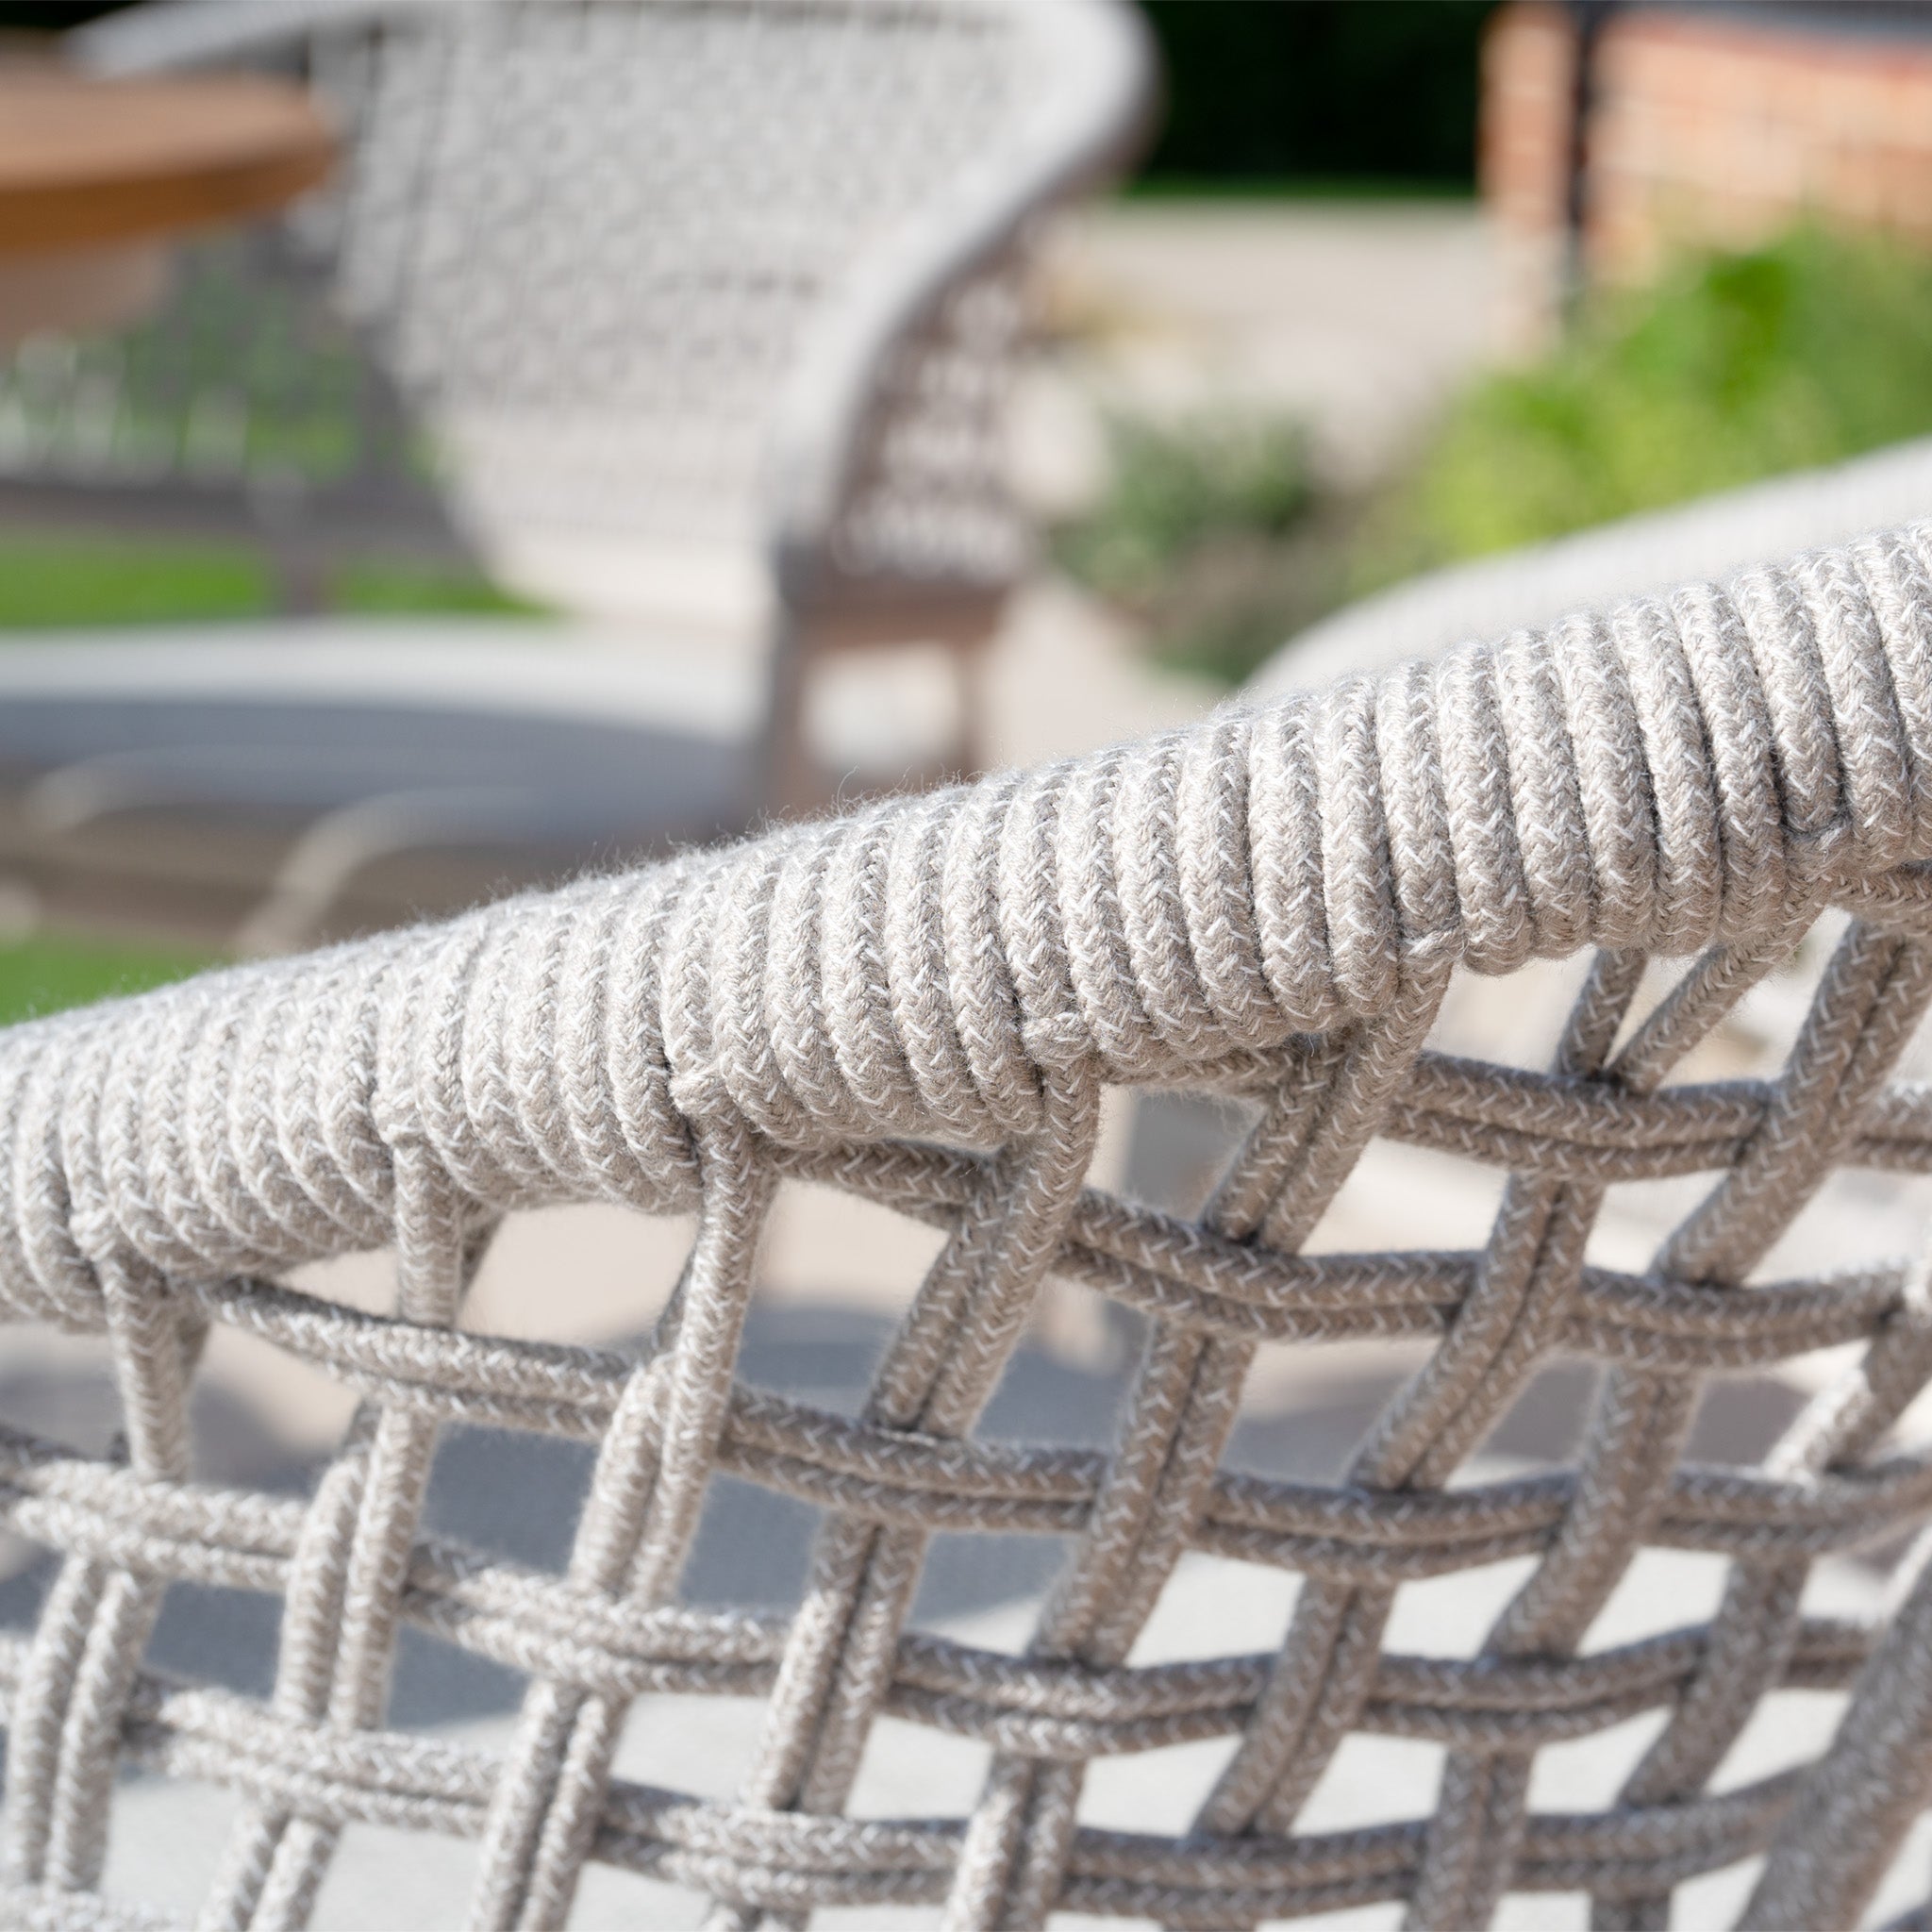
<box><xmin>13</xmin><ymin>525</ymin><xmax>1932</xmax><ymax>1925</ymax></box>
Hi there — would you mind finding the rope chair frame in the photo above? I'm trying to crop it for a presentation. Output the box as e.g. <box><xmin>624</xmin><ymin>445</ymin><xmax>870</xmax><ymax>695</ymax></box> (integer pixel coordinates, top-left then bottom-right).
<box><xmin>10</xmin><ymin>525</ymin><xmax>1932</xmax><ymax>1926</ymax></box>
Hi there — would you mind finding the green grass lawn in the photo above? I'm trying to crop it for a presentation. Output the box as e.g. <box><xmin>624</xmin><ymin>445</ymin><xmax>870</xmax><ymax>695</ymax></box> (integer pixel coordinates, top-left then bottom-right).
<box><xmin>0</xmin><ymin>536</ymin><xmax>269</xmax><ymax>629</ymax></box>
<box><xmin>0</xmin><ymin>932</ymin><xmax>218</xmax><ymax>1027</ymax></box>
<box><xmin>0</xmin><ymin>531</ymin><xmax>541</xmax><ymax>630</ymax></box>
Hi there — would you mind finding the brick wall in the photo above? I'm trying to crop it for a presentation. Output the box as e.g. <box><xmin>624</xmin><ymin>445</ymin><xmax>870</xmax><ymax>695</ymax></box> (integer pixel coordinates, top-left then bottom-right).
<box><xmin>1483</xmin><ymin>1</ymin><xmax>1932</xmax><ymax>348</ymax></box>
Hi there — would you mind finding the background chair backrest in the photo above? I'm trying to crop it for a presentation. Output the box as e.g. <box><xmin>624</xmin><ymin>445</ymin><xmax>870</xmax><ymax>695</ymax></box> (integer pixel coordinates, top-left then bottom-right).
<box><xmin>53</xmin><ymin>0</ymin><xmax>1152</xmax><ymax>620</ymax></box>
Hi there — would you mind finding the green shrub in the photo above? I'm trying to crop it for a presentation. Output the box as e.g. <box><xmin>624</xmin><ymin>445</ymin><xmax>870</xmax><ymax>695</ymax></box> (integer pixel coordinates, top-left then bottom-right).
<box><xmin>1073</xmin><ymin>227</ymin><xmax>1932</xmax><ymax>688</ymax></box>
<box><xmin>1055</xmin><ymin>408</ymin><xmax>1331</xmax><ymax>680</ymax></box>
<box><xmin>1058</xmin><ymin>410</ymin><xmax>1315</xmax><ymax>603</ymax></box>
<box><xmin>1392</xmin><ymin>226</ymin><xmax>1932</xmax><ymax>570</ymax></box>
<box><xmin>1136</xmin><ymin>1</ymin><xmax>1489</xmax><ymax>192</ymax></box>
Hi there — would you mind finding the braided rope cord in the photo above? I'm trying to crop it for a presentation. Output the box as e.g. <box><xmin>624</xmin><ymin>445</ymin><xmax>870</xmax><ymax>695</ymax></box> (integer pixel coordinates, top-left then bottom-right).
<box><xmin>14</xmin><ymin>525</ymin><xmax>1932</xmax><ymax>1924</ymax></box>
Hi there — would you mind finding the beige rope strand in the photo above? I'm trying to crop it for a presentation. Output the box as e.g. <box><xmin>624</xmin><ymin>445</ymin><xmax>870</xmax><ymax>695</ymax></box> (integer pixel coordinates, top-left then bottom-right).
<box><xmin>10</xmin><ymin>522</ymin><xmax>1932</xmax><ymax>1924</ymax></box>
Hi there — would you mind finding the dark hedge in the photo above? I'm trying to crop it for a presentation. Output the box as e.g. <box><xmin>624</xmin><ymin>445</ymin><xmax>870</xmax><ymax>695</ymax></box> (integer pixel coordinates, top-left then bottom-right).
<box><xmin>1137</xmin><ymin>1</ymin><xmax>1494</xmax><ymax>192</ymax></box>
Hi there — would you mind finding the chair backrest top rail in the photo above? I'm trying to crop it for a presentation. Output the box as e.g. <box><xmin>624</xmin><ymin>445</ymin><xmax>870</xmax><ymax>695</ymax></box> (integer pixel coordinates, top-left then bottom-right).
<box><xmin>3</xmin><ymin>517</ymin><xmax>1932</xmax><ymax>1323</ymax></box>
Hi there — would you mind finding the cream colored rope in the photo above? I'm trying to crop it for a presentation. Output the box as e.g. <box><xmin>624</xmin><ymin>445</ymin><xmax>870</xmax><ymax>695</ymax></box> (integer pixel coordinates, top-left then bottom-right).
<box><xmin>11</xmin><ymin>525</ymin><xmax>1932</xmax><ymax>1925</ymax></box>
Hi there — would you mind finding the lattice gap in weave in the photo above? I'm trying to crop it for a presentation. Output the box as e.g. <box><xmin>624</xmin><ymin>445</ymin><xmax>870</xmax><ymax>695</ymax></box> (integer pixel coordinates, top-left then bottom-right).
<box><xmin>11</xmin><ymin>890</ymin><xmax>1932</xmax><ymax>1930</ymax></box>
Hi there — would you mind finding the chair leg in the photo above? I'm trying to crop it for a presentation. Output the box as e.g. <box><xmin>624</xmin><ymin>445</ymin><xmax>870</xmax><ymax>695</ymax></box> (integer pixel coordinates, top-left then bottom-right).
<box><xmin>758</xmin><ymin>599</ymin><xmax>1005</xmax><ymax>819</ymax></box>
<box><xmin>757</xmin><ymin>612</ymin><xmax>824</xmax><ymax>824</ymax></box>
<box><xmin>267</xmin><ymin>536</ymin><xmax>329</xmax><ymax>615</ymax></box>
<box><xmin>951</xmin><ymin>632</ymin><xmax>992</xmax><ymax>783</ymax></box>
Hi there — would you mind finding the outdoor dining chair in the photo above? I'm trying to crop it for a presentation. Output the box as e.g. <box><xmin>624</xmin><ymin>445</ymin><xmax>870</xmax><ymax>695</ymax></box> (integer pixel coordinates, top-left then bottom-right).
<box><xmin>2</xmin><ymin>0</ymin><xmax>1152</xmax><ymax>812</ymax></box>
<box><xmin>8</xmin><ymin>514</ymin><xmax>1932</xmax><ymax>1927</ymax></box>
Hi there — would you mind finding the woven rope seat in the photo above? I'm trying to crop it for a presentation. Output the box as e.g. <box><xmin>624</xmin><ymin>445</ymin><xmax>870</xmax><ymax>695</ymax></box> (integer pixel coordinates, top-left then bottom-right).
<box><xmin>15</xmin><ymin>524</ymin><xmax>1932</xmax><ymax>1928</ymax></box>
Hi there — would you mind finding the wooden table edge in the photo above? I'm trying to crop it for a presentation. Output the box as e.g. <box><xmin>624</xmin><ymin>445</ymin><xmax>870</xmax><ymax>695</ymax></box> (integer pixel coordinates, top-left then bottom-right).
<box><xmin>0</xmin><ymin>74</ymin><xmax>338</xmax><ymax>258</ymax></box>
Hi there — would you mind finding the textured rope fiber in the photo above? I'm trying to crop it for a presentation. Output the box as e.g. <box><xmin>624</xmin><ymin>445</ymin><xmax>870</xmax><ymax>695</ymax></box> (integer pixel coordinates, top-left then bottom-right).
<box><xmin>13</xmin><ymin>525</ymin><xmax>1932</xmax><ymax>1925</ymax></box>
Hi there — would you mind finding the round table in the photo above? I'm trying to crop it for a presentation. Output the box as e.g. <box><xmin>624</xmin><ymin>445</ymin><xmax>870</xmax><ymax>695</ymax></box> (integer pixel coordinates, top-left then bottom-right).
<box><xmin>0</xmin><ymin>65</ymin><xmax>336</xmax><ymax>341</ymax></box>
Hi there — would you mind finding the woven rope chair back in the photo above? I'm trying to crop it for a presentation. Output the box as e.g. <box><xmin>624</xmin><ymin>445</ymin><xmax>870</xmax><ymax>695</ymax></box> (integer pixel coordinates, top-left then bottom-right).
<box><xmin>11</xmin><ymin>525</ymin><xmax>1932</xmax><ymax>1928</ymax></box>
<box><xmin>21</xmin><ymin>0</ymin><xmax>1123</xmax><ymax>588</ymax></box>
<box><xmin>296</xmin><ymin>0</ymin><xmax>1033</xmax><ymax>572</ymax></box>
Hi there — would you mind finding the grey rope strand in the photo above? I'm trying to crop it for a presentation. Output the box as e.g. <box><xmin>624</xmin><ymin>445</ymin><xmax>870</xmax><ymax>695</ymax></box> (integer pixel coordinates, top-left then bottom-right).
<box><xmin>10</xmin><ymin>522</ymin><xmax>1932</xmax><ymax>1924</ymax></box>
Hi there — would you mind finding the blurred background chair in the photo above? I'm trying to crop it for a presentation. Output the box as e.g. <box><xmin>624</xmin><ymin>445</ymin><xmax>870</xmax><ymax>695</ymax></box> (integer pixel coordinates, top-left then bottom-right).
<box><xmin>0</xmin><ymin>0</ymin><xmax>1151</xmax><ymax>951</ymax></box>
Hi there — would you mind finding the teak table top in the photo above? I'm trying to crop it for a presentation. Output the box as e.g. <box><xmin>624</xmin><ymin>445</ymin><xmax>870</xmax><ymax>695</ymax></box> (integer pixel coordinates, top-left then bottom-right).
<box><xmin>0</xmin><ymin>65</ymin><xmax>336</xmax><ymax>258</ymax></box>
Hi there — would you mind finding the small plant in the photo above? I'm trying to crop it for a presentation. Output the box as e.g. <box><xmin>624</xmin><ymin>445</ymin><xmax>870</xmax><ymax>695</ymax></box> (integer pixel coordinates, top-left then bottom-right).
<box><xmin>1059</xmin><ymin>408</ymin><xmax>1314</xmax><ymax>602</ymax></box>
<box><xmin>1056</xmin><ymin>408</ymin><xmax>1331</xmax><ymax>682</ymax></box>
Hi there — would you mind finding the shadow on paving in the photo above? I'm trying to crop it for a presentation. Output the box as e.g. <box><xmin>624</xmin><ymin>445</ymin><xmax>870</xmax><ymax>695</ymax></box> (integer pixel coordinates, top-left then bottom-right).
<box><xmin>0</xmin><ymin>1285</ymin><xmax>1814</xmax><ymax>1747</ymax></box>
